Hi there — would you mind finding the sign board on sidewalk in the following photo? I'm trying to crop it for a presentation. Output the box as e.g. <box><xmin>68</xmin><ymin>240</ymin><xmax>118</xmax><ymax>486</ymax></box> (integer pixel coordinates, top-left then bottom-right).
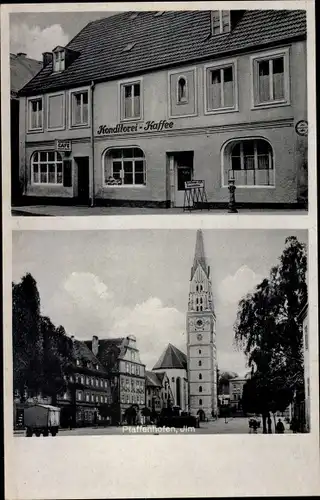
<box><xmin>185</xmin><ymin>180</ymin><xmax>205</xmax><ymax>190</ymax></box>
<box><xmin>55</xmin><ymin>139</ymin><xmax>72</xmax><ymax>152</ymax></box>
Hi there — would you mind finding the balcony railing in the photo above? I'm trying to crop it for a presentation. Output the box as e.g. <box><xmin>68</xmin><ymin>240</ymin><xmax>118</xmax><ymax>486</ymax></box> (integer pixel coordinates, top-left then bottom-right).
<box><xmin>228</xmin><ymin>168</ymin><xmax>275</xmax><ymax>186</ymax></box>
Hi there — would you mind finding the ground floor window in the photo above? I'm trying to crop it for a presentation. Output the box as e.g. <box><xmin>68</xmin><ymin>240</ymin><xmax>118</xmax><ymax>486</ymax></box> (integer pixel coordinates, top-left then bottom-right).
<box><xmin>103</xmin><ymin>147</ymin><xmax>146</xmax><ymax>186</ymax></box>
<box><xmin>31</xmin><ymin>151</ymin><xmax>63</xmax><ymax>185</ymax></box>
<box><xmin>224</xmin><ymin>138</ymin><xmax>274</xmax><ymax>187</ymax></box>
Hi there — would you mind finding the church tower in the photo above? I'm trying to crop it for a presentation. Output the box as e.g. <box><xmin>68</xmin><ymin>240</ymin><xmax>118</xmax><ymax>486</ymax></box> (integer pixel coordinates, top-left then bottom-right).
<box><xmin>187</xmin><ymin>230</ymin><xmax>218</xmax><ymax>420</ymax></box>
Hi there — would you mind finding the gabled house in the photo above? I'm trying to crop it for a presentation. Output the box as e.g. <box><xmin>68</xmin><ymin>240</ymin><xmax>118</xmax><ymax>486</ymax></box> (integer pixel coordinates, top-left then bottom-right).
<box><xmin>17</xmin><ymin>9</ymin><xmax>307</xmax><ymax>209</ymax></box>
<box><xmin>145</xmin><ymin>370</ymin><xmax>173</xmax><ymax>415</ymax></box>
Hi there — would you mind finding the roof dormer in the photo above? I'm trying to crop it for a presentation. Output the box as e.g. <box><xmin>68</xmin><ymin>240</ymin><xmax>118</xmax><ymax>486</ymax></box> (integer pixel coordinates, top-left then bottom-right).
<box><xmin>210</xmin><ymin>10</ymin><xmax>245</xmax><ymax>36</ymax></box>
<box><xmin>52</xmin><ymin>46</ymin><xmax>80</xmax><ymax>73</ymax></box>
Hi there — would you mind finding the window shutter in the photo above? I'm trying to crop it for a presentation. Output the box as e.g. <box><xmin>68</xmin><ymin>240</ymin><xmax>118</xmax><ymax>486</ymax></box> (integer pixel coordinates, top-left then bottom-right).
<box><xmin>63</xmin><ymin>160</ymin><xmax>72</xmax><ymax>187</ymax></box>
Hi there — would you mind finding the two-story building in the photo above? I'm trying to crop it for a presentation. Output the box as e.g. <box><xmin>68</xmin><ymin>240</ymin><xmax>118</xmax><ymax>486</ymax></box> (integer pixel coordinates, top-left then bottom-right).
<box><xmin>85</xmin><ymin>335</ymin><xmax>146</xmax><ymax>424</ymax></box>
<box><xmin>18</xmin><ymin>9</ymin><xmax>307</xmax><ymax>209</ymax></box>
<box><xmin>145</xmin><ymin>370</ymin><xmax>173</xmax><ymax>416</ymax></box>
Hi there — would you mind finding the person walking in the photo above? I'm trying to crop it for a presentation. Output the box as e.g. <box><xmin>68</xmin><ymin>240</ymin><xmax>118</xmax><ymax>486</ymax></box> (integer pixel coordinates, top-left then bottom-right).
<box><xmin>276</xmin><ymin>418</ymin><xmax>285</xmax><ymax>434</ymax></box>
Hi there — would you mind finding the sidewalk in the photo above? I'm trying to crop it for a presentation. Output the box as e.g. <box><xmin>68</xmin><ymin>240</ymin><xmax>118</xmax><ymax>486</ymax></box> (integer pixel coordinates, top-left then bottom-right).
<box><xmin>12</xmin><ymin>205</ymin><xmax>308</xmax><ymax>217</ymax></box>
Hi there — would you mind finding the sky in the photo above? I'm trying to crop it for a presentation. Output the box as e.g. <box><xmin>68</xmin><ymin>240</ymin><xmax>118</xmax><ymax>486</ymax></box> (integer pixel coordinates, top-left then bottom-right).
<box><xmin>10</xmin><ymin>12</ymin><xmax>116</xmax><ymax>60</ymax></box>
<box><xmin>12</xmin><ymin>229</ymin><xmax>307</xmax><ymax>374</ymax></box>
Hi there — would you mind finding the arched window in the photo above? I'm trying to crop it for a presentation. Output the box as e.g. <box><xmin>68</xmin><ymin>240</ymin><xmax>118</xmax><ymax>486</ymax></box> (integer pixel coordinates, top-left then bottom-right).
<box><xmin>200</xmin><ymin>306</ymin><xmax>203</xmax><ymax>311</ymax></box>
<box><xmin>200</xmin><ymin>298</ymin><xmax>203</xmax><ymax>304</ymax></box>
<box><xmin>31</xmin><ymin>151</ymin><xmax>63</xmax><ymax>185</ymax></box>
<box><xmin>199</xmin><ymin>386</ymin><xmax>203</xmax><ymax>393</ymax></box>
<box><xmin>198</xmin><ymin>360</ymin><xmax>202</xmax><ymax>367</ymax></box>
<box><xmin>196</xmin><ymin>285</ymin><xmax>199</xmax><ymax>292</ymax></box>
<box><xmin>196</xmin><ymin>306</ymin><xmax>199</xmax><ymax>311</ymax></box>
<box><xmin>200</xmin><ymin>285</ymin><xmax>203</xmax><ymax>292</ymax></box>
<box><xmin>176</xmin><ymin>377</ymin><xmax>181</xmax><ymax>407</ymax></box>
<box><xmin>103</xmin><ymin>148</ymin><xmax>146</xmax><ymax>186</ymax></box>
<box><xmin>199</xmin><ymin>373</ymin><xmax>202</xmax><ymax>380</ymax></box>
<box><xmin>199</xmin><ymin>399</ymin><xmax>203</xmax><ymax>405</ymax></box>
<box><xmin>177</xmin><ymin>77</ymin><xmax>188</xmax><ymax>103</ymax></box>
<box><xmin>199</xmin><ymin>349</ymin><xmax>201</xmax><ymax>354</ymax></box>
<box><xmin>172</xmin><ymin>377</ymin><xmax>175</xmax><ymax>382</ymax></box>
<box><xmin>225</xmin><ymin>139</ymin><xmax>274</xmax><ymax>187</ymax></box>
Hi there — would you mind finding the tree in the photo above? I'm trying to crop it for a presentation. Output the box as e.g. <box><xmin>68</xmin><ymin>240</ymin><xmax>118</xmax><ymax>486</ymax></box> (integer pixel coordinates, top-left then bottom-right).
<box><xmin>12</xmin><ymin>273</ymin><xmax>73</xmax><ymax>403</ymax></box>
<box><xmin>234</xmin><ymin>237</ymin><xmax>307</xmax><ymax>433</ymax></box>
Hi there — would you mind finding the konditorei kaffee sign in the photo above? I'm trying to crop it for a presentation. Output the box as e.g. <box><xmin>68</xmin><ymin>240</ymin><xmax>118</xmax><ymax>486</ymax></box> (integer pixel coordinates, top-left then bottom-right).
<box><xmin>97</xmin><ymin>120</ymin><xmax>174</xmax><ymax>135</ymax></box>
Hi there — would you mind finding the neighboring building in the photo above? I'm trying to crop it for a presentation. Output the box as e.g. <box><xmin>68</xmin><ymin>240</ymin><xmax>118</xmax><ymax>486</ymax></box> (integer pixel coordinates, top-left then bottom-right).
<box><xmin>17</xmin><ymin>10</ymin><xmax>307</xmax><ymax>208</ymax></box>
<box><xmin>58</xmin><ymin>338</ymin><xmax>112</xmax><ymax>427</ymax></box>
<box><xmin>187</xmin><ymin>230</ymin><xmax>218</xmax><ymax>421</ymax></box>
<box><xmin>229</xmin><ymin>376</ymin><xmax>248</xmax><ymax>411</ymax></box>
<box><xmin>152</xmin><ymin>343</ymin><xmax>188</xmax><ymax>411</ymax></box>
<box><xmin>298</xmin><ymin>300</ymin><xmax>309</xmax><ymax>431</ymax></box>
<box><xmin>85</xmin><ymin>335</ymin><xmax>146</xmax><ymax>424</ymax></box>
<box><xmin>10</xmin><ymin>53</ymin><xmax>42</xmax><ymax>204</ymax></box>
<box><xmin>145</xmin><ymin>371</ymin><xmax>173</xmax><ymax>414</ymax></box>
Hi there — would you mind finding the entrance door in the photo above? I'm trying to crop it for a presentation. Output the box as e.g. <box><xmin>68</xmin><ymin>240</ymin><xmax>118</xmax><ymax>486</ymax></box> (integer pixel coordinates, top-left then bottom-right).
<box><xmin>75</xmin><ymin>157</ymin><xmax>89</xmax><ymax>204</ymax></box>
<box><xmin>174</xmin><ymin>152</ymin><xmax>193</xmax><ymax>207</ymax></box>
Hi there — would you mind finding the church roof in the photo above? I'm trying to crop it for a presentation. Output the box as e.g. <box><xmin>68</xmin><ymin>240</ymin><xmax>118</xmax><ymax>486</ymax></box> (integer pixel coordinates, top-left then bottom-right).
<box><xmin>191</xmin><ymin>230</ymin><xmax>209</xmax><ymax>279</ymax></box>
<box><xmin>152</xmin><ymin>343</ymin><xmax>187</xmax><ymax>370</ymax></box>
<box><xmin>145</xmin><ymin>371</ymin><xmax>162</xmax><ymax>387</ymax></box>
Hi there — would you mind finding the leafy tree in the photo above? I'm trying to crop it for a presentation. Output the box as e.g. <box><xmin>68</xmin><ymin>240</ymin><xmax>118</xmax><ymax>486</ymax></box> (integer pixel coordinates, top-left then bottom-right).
<box><xmin>234</xmin><ymin>236</ymin><xmax>307</xmax><ymax>433</ymax></box>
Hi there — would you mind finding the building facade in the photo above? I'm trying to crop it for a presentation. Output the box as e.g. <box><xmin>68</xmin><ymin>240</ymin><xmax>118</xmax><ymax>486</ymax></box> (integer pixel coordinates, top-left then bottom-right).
<box><xmin>187</xmin><ymin>230</ymin><xmax>218</xmax><ymax>420</ymax></box>
<box><xmin>18</xmin><ymin>10</ymin><xmax>307</xmax><ymax>208</ymax></box>
<box><xmin>152</xmin><ymin>343</ymin><xmax>188</xmax><ymax>411</ymax></box>
<box><xmin>145</xmin><ymin>371</ymin><xmax>173</xmax><ymax>415</ymax></box>
<box><xmin>229</xmin><ymin>376</ymin><xmax>248</xmax><ymax>412</ymax></box>
<box><xmin>85</xmin><ymin>335</ymin><xmax>146</xmax><ymax>424</ymax></box>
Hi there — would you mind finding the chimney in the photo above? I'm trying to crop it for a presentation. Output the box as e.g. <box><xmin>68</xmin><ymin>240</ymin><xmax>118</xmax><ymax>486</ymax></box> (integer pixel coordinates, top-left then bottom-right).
<box><xmin>17</xmin><ymin>52</ymin><xmax>27</xmax><ymax>57</ymax></box>
<box><xmin>42</xmin><ymin>51</ymin><xmax>53</xmax><ymax>67</ymax></box>
<box><xmin>92</xmin><ymin>335</ymin><xmax>99</xmax><ymax>356</ymax></box>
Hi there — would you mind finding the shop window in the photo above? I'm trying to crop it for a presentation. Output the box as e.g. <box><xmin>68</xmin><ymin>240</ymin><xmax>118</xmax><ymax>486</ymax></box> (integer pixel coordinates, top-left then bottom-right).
<box><xmin>211</xmin><ymin>10</ymin><xmax>230</xmax><ymax>34</ymax></box>
<box><xmin>252</xmin><ymin>49</ymin><xmax>289</xmax><ymax>107</ymax></box>
<box><xmin>70</xmin><ymin>89</ymin><xmax>89</xmax><ymax>127</ymax></box>
<box><xmin>225</xmin><ymin>138</ymin><xmax>274</xmax><ymax>187</ymax></box>
<box><xmin>53</xmin><ymin>50</ymin><xmax>65</xmax><ymax>72</ymax></box>
<box><xmin>206</xmin><ymin>62</ymin><xmax>236</xmax><ymax>111</ymax></box>
<box><xmin>103</xmin><ymin>148</ymin><xmax>146</xmax><ymax>186</ymax></box>
<box><xmin>177</xmin><ymin>76</ymin><xmax>188</xmax><ymax>103</ymax></box>
<box><xmin>28</xmin><ymin>97</ymin><xmax>43</xmax><ymax>131</ymax></box>
<box><xmin>31</xmin><ymin>151</ymin><xmax>63</xmax><ymax>185</ymax></box>
<box><xmin>120</xmin><ymin>80</ymin><xmax>141</xmax><ymax>120</ymax></box>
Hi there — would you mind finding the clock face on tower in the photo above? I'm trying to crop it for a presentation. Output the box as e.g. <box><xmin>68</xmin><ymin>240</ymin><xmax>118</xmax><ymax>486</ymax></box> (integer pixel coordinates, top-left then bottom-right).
<box><xmin>195</xmin><ymin>318</ymin><xmax>204</xmax><ymax>330</ymax></box>
<box><xmin>197</xmin><ymin>333</ymin><xmax>203</xmax><ymax>341</ymax></box>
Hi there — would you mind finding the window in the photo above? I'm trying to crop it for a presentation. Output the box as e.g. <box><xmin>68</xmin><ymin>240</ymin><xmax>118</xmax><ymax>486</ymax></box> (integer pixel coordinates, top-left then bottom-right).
<box><xmin>95</xmin><ymin>379</ymin><xmax>99</xmax><ymax>387</ymax></box>
<box><xmin>198</xmin><ymin>360</ymin><xmax>202</xmax><ymax>367</ymax></box>
<box><xmin>100</xmin><ymin>395</ymin><xmax>103</xmax><ymax>403</ymax></box>
<box><xmin>172</xmin><ymin>377</ymin><xmax>175</xmax><ymax>382</ymax></box>
<box><xmin>199</xmin><ymin>399</ymin><xmax>203</xmax><ymax>405</ymax></box>
<box><xmin>199</xmin><ymin>374</ymin><xmax>202</xmax><ymax>380</ymax></box>
<box><xmin>28</xmin><ymin>97</ymin><xmax>43</xmax><ymax>131</ymax></box>
<box><xmin>136</xmin><ymin>365</ymin><xmax>139</xmax><ymax>375</ymax></box>
<box><xmin>206</xmin><ymin>64</ymin><xmax>235</xmax><ymax>111</ymax></box>
<box><xmin>199</xmin><ymin>350</ymin><xmax>201</xmax><ymax>354</ymax></box>
<box><xmin>76</xmin><ymin>359</ymin><xmax>80</xmax><ymax>366</ymax></box>
<box><xmin>91</xmin><ymin>394</ymin><xmax>94</xmax><ymax>402</ymax></box>
<box><xmin>96</xmin><ymin>395</ymin><xmax>99</xmax><ymax>402</ymax></box>
<box><xmin>199</xmin><ymin>386</ymin><xmax>203</xmax><ymax>393</ymax></box>
<box><xmin>104</xmin><ymin>148</ymin><xmax>146</xmax><ymax>186</ymax></box>
<box><xmin>211</xmin><ymin>11</ymin><xmax>230</xmax><ymax>34</ymax></box>
<box><xmin>252</xmin><ymin>49</ymin><xmax>289</xmax><ymax>107</ymax></box>
<box><xmin>80</xmin><ymin>376</ymin><xmax>84</xmax><ymax>384</ymax></box>
<box><xmin>121</xmin><ymin>81</ymin><xmax>141</xmax><ymax>120</ymax></box>
<box><xmin>86</xmin><ymin>377</ymin><xmax>89</xmax><ymax>385</ymax></box>
<box><xmin>177</xmin><ymin>77</ymin><xmax>188</xmax><ymax>103</ymax></box>
<box><xmin>86</xmin><ymin>393</ymin><xmax>90</xmax><ymax>402</ymax></box>
<box><xmin>77</xmin><ymin>392</ymin><xmax>82</xmax><ymax>401</ymax></box>
<box><xmin>227</xmin><ymin>139</ymin><xmax>274</xmax><ymax>187</ymax></box>
<box><xmin>105</xmin><ymin>396</ymin><xmax>108</xmax><ymax>403</ymax></box>
<box><xmin>47</xmin><ymin>92</ymin><xmax>65</xmax><ymax>130</ymax></box>
<box><xmin>70</xmin><ymin>90</ymin><xmax>89</xmax><ymax>127</ymax></box>
<box><xmin>54</xmin><ymin>50</ymin><xmax>65</xmax><ymax>72</ymax></box>
<box><xmin>31</xmin><ymin>151</ymin><xmax>63</xmax><ymax>185</ymax></box>
<box><xmin>100</xmin><ymin>380</ymin><xmax>103</xmax><ymax>388</ymax></box>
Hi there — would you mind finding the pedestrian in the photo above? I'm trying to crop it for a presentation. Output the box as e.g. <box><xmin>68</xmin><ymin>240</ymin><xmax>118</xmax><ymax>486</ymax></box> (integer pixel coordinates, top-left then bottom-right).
<box><xmin>276</xmin><ymin>418</ymin><xmax>285</xmax><ymax>434</ymax></box>
<box><xmin>267</xmin><ymin>414</ymin><xmax>272</xmax><ymax>434</ymax></box>
<box><xmin>69</xmin><ymin>414</ymin><xmax>73</xmax><ymax>430</ymax></box>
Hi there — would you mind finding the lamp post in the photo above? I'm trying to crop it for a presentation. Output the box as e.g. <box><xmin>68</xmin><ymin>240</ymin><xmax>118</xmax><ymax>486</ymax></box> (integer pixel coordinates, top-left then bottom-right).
<box><xmin>228</xmin><ymin>171</ymin><xmax>238</xmax><ymax>213</ymax></box>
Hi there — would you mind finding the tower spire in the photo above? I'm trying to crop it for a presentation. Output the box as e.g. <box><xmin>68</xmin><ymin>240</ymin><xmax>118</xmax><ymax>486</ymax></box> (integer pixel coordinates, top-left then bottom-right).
<box><xmin>192</xmin><ymin>230</ymin><xmax>209</xmax><ymax>279</ymax></box>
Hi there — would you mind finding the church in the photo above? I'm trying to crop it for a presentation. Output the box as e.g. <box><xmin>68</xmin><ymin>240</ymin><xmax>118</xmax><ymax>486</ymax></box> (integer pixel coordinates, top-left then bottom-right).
<box><xmin>187</xmin><ymin>230</ymin><xmax>218</xmax><ymax>421</ymax></box>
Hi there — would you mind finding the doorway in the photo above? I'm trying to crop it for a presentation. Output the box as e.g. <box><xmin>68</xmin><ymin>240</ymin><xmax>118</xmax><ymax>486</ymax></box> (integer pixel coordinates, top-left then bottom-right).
<box><xmin>197</xmin><ymin>409</ymin><xmax>206</xmax><ymax>422</ymax></box>
<box><xmin>172</xmin><ymin>152</ymin><xmax>194</xmax><ymax>207</ymax></box>
<box><xmin>75</xmin><ymin>156</ymin><xmax>89</xmax><ymax>204</ymax></box>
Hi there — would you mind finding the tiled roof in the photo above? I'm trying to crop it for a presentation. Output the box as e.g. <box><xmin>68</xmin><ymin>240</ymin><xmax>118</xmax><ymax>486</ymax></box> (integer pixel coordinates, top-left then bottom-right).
<box><xmin>85</xmin><ymin>337</ymin><xmax>125</xmax><ymax>368</ymax></box>
<box><xmin>192</xmin><ymin>229</ymin><xmax>209</xmax><ymax>279</ymax></box>
<box><xmin>145</xmin><ymin>370</ymin><xmax>162</xmax><ymax>387</ymax></box>
<box><xmin>153</xmin><ymin>343</ymin><xmax>187</xmax><ymax>370</ymax></box>
<box><xmin>10</xmin><ymin>53</ymin><xmax>42</xmax><ymax>97</ymax></box>
<box><xmin>73</xmin><ymin>339</ymin><xmax>107</xmax><ymax>372</ymax></box>
<box><xmin>19</xmin><ymin>9</ymin><xmax>306</xmax><ymax>96</ymax></box>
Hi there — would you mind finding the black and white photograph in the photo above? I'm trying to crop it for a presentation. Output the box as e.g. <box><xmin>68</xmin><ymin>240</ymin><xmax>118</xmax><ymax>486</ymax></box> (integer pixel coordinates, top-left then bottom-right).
<box><xmin>12</xmin><ymin>229</ymin><xmax>310</xmax><ymax>436</ymax></box>
<box><xmin>9</xmin><ymin>7</ymin><xmax>309</xmax><ymax>216</ymax></box>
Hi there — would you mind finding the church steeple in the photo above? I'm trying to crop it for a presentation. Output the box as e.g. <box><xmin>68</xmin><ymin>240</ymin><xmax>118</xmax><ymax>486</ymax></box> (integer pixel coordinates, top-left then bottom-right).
<box><xmin>191</xmin><ymin>230</ymin><xmax>210</xmax><ymax>279</ymax></box>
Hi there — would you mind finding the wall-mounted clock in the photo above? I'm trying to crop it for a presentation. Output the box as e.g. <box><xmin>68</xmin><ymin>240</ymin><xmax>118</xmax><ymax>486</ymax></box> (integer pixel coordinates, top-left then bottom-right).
<box><xmin>195</xmin><ymin>318</ymin><xmax>204</xmax><ymax>330</ymax></box>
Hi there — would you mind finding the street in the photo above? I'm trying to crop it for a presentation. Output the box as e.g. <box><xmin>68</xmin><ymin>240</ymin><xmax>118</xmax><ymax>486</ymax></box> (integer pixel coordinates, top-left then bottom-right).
<box><xmin>14</xmin><ymin>417</ymin><xmax>292</xmax><ymax>437</ymax></box>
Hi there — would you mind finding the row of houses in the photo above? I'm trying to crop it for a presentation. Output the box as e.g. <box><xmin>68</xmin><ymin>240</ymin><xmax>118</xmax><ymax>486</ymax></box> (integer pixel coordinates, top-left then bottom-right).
<box><xmin>14</xmin><ymin>335</ymin><xmax>189</xmax><ymax>428</ymax></box>
<box><xmin>13</xmin><ymin>9</ymin><xmax>308</xmax><ymax>209</ymax></box>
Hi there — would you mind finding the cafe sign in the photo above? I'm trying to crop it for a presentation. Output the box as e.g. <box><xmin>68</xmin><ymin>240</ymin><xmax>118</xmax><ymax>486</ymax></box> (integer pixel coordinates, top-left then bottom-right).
<box><xmin>97</xmin><ymin>120</ymin><xmax>174</xmax><ymax>135</ymax></box>
<box><xmin>185</xmin><ymin>180</ymin><xmax>205</xmax><ymax>190</ymax></box>
<box><xmin>55</xmin><ymin>139</ymin><xmax>72</xmax><ymax>152</ymax></box>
